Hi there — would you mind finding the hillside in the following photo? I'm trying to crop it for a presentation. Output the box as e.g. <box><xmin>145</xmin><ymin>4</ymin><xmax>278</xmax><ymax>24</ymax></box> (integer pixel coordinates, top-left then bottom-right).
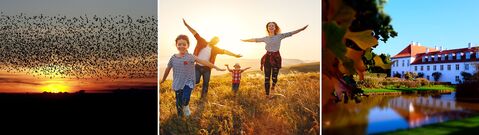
<box><xmin>159</xmin><ymin>60</ymin><xmax>319</xmax><ymax>80</ymax></box>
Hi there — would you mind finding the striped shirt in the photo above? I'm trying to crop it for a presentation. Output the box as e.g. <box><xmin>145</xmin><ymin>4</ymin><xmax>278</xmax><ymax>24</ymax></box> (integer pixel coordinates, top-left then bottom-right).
<box><xmin>253</xmin><ymin>32</ymin><xmax>293</xmax><ymax>52</ymax></box>
<box><xmin>168</xmin><ymin>53</ymin><xmax>196</xmax><ymax>91</ymax></box>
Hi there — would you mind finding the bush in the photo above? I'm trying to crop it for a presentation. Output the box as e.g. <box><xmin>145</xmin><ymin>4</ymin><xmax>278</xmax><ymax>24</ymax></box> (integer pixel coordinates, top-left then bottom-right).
<box><xmin>393</xmin><ymin>72</ymin><xmax>401</xmax><ymax>78</ymax></box>
<box><xmin>357</xmin><ymin>76</ymin><xmax>383</xmax><ymax>88</ymax></box>
<box><xmin>416</xmin><ymin>78</ymin><xmax>430</xmax><ymax>86</ymax></box>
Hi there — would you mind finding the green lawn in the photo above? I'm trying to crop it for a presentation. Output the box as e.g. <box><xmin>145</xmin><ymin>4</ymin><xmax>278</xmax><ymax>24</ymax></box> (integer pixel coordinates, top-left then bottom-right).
<box><xmin>379</xmin><ymin>116</ymin><xmax>479</xmax><ymax>135</ymax></box>
<box><xmin>363</xmin><ymin>85</ymin><xmax>455</xmax><ymax>93</ymax></box>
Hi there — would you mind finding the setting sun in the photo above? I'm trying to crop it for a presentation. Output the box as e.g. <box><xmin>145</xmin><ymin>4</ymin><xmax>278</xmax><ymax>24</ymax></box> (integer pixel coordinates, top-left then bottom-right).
<box><xmin>40</xmin><ymin>80</ymin><xmax>70</xmax><ymax>93</ymax></box>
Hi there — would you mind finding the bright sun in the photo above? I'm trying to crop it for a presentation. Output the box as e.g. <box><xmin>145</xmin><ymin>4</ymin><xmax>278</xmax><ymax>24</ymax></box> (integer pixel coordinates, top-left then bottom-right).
<box><xmin>40</xmin><ymin>80</ymin><xmax>70</xmax><ymax>93</ymax></box>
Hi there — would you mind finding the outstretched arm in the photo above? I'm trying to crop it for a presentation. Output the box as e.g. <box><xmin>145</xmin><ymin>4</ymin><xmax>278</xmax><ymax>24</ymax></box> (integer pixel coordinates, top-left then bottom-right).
<box><xmin>225</xmin><ymin>64</ymin><xmax>233</xmax><ymax>72</ymax></box>
<box><xmin>289</xmin><ymin>25</ymin><xmax>308</xmax><ymax>35</ymax></box>
<box><xmin>160</xmin><ymin>66</ymin><xmax>172</xmax><ymax>84</ymax></box>
<box><xmin>183</xmin><ymin>18</ymin><xmax>198</xmax><ymax>35</ymax></box>
<box><xmin>242</xmin><ymin>67</ymin><xmax>251</xmax><ymax>72</ymax></box>
<box><xmin>223</xmin><ymin>49</ymin><xmax>242</xmax><ymax>58</ymax></box>
<box><xmin>194</xmin><ymin>56</ymin><xmax>225</xmax><ymax>71</ymax></box>
<box><xmin>241</xmin><ymin>38</ymin><xmax>262</xmax><ymax>43</ymax></box>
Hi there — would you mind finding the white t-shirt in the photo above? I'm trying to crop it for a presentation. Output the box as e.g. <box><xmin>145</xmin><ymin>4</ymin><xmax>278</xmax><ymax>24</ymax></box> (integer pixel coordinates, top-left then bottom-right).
<box><xmin>197</xmin><ymin>45</ymin><xmax>212</xmax><ymax>66</ymax></box>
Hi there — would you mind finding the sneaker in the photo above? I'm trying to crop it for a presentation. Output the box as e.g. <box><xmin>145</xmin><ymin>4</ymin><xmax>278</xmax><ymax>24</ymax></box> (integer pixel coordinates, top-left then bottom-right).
<box><xmin>183</xmin><ymin>105</ymin><xmax>191</xmax><ymax>117</ymax></box>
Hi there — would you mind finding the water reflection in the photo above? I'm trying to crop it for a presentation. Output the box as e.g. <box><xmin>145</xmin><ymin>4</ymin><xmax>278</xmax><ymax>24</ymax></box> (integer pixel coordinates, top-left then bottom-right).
<box><xmin>323</xmin><ymin>92</ymin><xmax>479</xmax><ymax>135</ymax></box>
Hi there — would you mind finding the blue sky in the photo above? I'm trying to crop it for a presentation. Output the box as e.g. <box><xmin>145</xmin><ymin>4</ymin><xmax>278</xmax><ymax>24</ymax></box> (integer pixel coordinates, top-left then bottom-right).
<box><xmin>373</xmin><ymin>0</ymin><xmax>479</xmax><ymax>56</ymax></box>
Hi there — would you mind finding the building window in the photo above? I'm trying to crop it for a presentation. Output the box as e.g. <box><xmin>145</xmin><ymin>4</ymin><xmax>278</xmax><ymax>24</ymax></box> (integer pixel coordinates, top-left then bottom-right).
<box><xmin>465</xmin><ymin>64</ymin><xmax>469</xmax><ymax>70</ymax></box>
<box><xmin>427</xmin><ymin>76</ymin><xmax>430</xmax><ymax>80</ymax></box>
<box><xmin>434</xmin><ymin>55</ymin><xmax>439</xmax><ymax>61</ymax></box>
<box><xmin>440</xmin><ymin>65</ymin><xmax>444</xmax><ymax>70</ymax></box>
<box><xmin>449</xmin><ymin>53</ymin><xmax>454</xmax><ymax>60</ymax></box>
<box><xmin>456</xmin><ymin>76</ymin><xmax>460</xmax><ymax>82</ymax></box>
<box><xmin>447</xmin><ymin>65</ymin><xmax>451</xmax><ymax>70</ymax></box>
<box><xmin>456</xmin><ymin>64</ymin><xmax>460</xmax><ymax>70</ymax></box>
<box><xmin>433</xmin><ymin>65</ymin><xmax>436</xmax><ymax>71</ymax></box>
<box><xmin>442</xmin><ymin>54</ymin><xmax>446</xmax><ymax>61</ymax></box>
<box><xmin>402</xmin><ymin>60</ymin><xmax>404</xmax><ymax>67</ymax></box>
<box><xmin>396</xmin><ymin>60</ymin><xmax>399</xmax><ymax>67</ymax></box>
<box><xmin>407</xmin><ymin>60</ymin><xmax>410</xmax><ymax>66</ymax></box>
<box><xmin>427</xmin><ymin>65</ymin><xmax>430</xmax><ymax>71</ymax></box>
<box><xmin>415</xmin><ymin>66</ymin><xmax>418</xmax><ymax>71</ymax></box>
<box><xmin>421</xmin><ymin>66</ymin><xmax>424</xmax><ymax>71</ymax></box>
<box><xmin>457</xmin><ymin>52</ymin><xmax>461</xmax><ymax>60</ymax></box>
<box><xmin>466</xmin><ymin>52</ymin><xmax>471</xmax><ymax>60</ymax></box>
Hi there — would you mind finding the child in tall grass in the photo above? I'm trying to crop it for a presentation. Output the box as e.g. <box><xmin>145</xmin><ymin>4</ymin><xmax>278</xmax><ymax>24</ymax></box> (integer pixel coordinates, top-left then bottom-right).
<box><xmin>225</xmin><ymin>63</ymin><xmax>251</xmax><ymax>92</ymax></box>
<box><xmin>160</xmin><ymin>35</ymin><xmax>225</xmax><ymax>117</ymax></box>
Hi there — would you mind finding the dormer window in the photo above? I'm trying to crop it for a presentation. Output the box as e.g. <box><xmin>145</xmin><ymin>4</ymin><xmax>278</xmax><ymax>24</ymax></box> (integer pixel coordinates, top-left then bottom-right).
<box><xmin>466</xmin><ymin>52</ymin><xmax>471</xmax><ymax>60</ymax></box>
<box><xmin>435</xmin><ymin>54</ymin><xmax>439</xmax><ymax>61</ymax></box>
<box><xmin>422</xmin><ymin>56</ymin><xmax>426</xmax><ymax>62</ymax></box>
<box><xmin>456</xmin><ymin>52</ymin><xmax>461</xmax><ymax>60</ymax></box>
<box><xmin>428</xmin><ymin>55</ymin><xmax>432</xmax><ymax>62</ymax></box>
<box><xmin>441</xmin><ymin>54</ymin><xmax>446</xmax><ymax>61</ymax></box>
<box><xmin>449</xmin><ymin>53</ymin><xmax>454</xmax><ymax>60</ymax></box>
<box><xmin>476</xmin><ymin>51</ymin><xmax>479</xmax><ymax>58</ymax></box>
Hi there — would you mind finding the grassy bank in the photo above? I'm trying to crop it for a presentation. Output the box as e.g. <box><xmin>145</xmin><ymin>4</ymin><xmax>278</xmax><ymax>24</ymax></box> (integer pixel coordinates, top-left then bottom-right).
<box><xmin>379</xmin><ymin>115</ymin><xmax>479</xmax><ymax>135</ymax></box>
<box><xmin>160</xmin><ymin>72</ymin><xmax>320</xmax><ymax>134</ymax></box>
<box><xmin>363</xmin><ymin>85</ymin><xmax>455</xmax><ymax>93</ymax></box>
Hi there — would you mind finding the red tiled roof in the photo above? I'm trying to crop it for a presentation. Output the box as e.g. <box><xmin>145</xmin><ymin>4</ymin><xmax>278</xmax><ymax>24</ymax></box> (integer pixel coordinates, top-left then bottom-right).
<box><xmin>392</xmin><ymin>44</ymin><xmax>437</xmax><ymax>58</ymax></box>
<box><xmin>411</xmin><ymin>47</ymin><xmax>479</xmax><ymax>65</ymax></box>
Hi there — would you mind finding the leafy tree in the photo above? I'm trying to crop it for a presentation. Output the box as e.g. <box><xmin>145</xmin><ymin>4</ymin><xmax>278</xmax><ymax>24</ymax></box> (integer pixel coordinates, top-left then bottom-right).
<box><xmin>431</xmin><ymin>72</ymin><xmax>442</xmax><ymax>82</ymax></box>
<box><xmin>322</xmin><ymin>0</ymin><xmax>397</xmax><ymax>105</ymax></box>
<box><xmin>417</xmin><ymin>72</ymin><xmax>425</xmax><ymax>78</ymax></box>
<box><xmin>461</xmin><ymin>72</ymin><xmax>473</xmax><ymax>81</ymax></box>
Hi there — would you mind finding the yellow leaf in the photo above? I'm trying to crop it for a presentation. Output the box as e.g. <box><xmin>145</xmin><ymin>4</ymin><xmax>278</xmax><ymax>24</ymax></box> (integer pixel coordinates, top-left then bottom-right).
<box><xmin>374</xmin><ymin>56</ymin><xmax>392</xmax><ymax>69</ymax></box>
<box><xmin>345</xmin><ymin>30</ymin><xmax>378</xmax><ymax>50</ymax></box>
<box><xmin>345</xmin><ymin>48</ymin><xmax>366</xmax><ymax>80</ymax></box>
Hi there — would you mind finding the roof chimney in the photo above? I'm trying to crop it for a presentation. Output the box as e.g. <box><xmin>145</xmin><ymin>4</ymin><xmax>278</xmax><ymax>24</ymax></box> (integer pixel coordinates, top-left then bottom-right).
<box><xmin>435</xmin><ymin>46</ymin><xmax>438</xmax><ymax>50</ymax></box>
<box><xmin>426</xmin><ymin>48</ymin><xmax>429</xmax><ymax>53</ymax></box>
<box><xmin>411</xmin><ymin>41</ymin><xmax>414</xmax><ymax>45</ymax></box>
<box><xmin>440</xmin><ymin>46</ymin><xmax>443</xmax><ymax>52</ymax></box>
<box><xmin>468</xmin><ymin>42</ymin><xmax>472</xmax><ymax>49</ymax></box>
<box><xmin>417</xmin><ymin>42</ymin><xmax>421</xmax><ymax>46</ymax></box>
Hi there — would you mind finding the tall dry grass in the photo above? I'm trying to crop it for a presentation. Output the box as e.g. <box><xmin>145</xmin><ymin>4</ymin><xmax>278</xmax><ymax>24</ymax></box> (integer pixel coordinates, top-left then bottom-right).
<box><xmin>160</xmin><ymin>72</ymin><xmax>320</xmax><ymax>135</ymax></box>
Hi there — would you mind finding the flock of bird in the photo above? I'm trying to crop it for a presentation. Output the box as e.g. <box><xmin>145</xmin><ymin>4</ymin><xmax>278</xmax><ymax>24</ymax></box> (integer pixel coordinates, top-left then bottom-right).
<box><xmin>0</xmin><ymin>12</ymin><xmax>157</xmax><ymax>79</ymax></box>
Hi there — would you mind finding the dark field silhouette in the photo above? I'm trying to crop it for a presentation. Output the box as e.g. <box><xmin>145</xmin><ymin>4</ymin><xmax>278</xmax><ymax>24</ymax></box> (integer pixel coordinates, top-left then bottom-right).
<box><xmin>0</xmin><ymin>89</ymin><xmax>157</xmax><ymax>134</ymax></box>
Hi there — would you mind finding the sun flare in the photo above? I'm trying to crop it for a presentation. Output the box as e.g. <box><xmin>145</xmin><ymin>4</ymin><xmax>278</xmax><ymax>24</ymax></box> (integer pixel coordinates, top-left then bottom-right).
<box><xmin>40</xmin><ymin>80</ymin><xmax>70</xmax><ymax>93</ymax></box>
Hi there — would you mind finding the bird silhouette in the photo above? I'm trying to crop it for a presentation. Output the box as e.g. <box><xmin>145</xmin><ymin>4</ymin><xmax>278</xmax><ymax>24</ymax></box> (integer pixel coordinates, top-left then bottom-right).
<box><xmin>0</xmin><ymin>13</ymin><xmax>157</xmax><ymax>80</ymax></box>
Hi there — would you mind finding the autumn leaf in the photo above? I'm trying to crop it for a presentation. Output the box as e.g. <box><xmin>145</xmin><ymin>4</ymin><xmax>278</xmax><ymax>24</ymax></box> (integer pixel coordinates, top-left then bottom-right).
<box><xmin>345</xmin><ymin>48</ymin><xmax>366</xmax><ymax>80</ymax></box>
<box><xmin>364</xmin><ymin>48</ymin><xmax>373</xmax><ymax>60</ymax></box>
<box><xmin>344</xmin><ymin>30</ymin><xmax>378</xmax><ymax>50</ymax></box>
<box><xmin>323</xmin><ymin>22</ymin><xmax>347</xmax><ymax>59</ymax></box>
<box><xmin>373</xmin><ymin>55</ymin><xmax>392</xmax><ymax>69</ymax></box>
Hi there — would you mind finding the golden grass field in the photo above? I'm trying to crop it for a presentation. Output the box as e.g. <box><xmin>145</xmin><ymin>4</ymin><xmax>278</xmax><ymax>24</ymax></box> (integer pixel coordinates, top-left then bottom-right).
<box><xmin>160</xmin><ymin>65</ymin><xmax>319</xmax><ymax>135</ymax></box>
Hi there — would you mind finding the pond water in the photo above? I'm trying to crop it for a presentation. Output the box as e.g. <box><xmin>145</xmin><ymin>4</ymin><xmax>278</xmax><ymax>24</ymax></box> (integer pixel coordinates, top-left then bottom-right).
<box><xmin>322</xmin><ymin>92</ymin><xmax>479</xmax><ymax>135</ymax></box>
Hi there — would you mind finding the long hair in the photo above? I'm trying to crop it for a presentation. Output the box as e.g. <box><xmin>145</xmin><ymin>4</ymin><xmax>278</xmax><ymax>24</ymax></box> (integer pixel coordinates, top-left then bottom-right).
<box><xmin>266</xmin><ymin>22</ymin><xmax>281</xmax><ymax>35</ymax></box>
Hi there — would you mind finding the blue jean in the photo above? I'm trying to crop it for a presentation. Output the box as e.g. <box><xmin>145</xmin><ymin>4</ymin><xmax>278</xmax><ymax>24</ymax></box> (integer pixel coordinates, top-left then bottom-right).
<box><xmin>175</xmin><ymin>85</ymin><xmax>192</xmax><ymax>117</ymax></box>
<box><xmin>195</xmin><ymin>64</ymin><xmax>211</xmax><ymax>98</ymax></box>
<box><xmin>232</xmin><ymin>83</ymin><xmax>240</xmax><ymax>92</ymax></box>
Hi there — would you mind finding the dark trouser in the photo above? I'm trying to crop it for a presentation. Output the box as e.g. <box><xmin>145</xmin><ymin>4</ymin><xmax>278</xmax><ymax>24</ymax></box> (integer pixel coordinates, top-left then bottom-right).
<box><xmin>175</xmin><ymin>85</ymin><xmax>192</xmax><ymax>117</ymax></box>
<box><xmin>264</xmin><ymin>64</ymin><xmax>279</xmax><ymax>96</ymax></box>
<box><xmin>232</xmin><ymin>83</ymin><xmax>240</xmax><ymax>92</ymax></box>
<box><xmin>195</xmin><ymin>64</ymin><xmax>211</xmax><ymax>98</ymax></box>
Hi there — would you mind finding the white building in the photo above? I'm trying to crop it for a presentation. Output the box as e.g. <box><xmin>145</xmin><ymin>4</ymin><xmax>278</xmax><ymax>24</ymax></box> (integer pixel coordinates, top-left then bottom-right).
<box><xmin>390</xmin><ymin>42</ymin><xmax>478</xmax><ymax>84</ymax></box>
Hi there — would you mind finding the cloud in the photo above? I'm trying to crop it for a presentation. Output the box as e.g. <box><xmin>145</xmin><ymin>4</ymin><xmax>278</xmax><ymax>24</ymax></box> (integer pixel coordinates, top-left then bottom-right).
<box><xmin>0</xmin><ymin>77</ymin><xmax>41</xmax><ymax>86</ymax></box>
